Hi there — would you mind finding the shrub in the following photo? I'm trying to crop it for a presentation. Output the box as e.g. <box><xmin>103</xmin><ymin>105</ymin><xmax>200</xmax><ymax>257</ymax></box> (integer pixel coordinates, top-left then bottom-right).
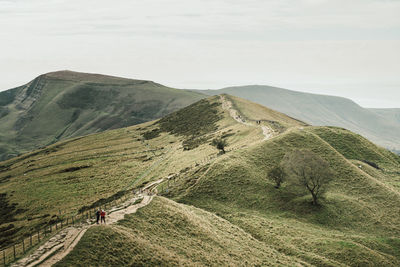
<box><xmin>267</xmin><ymin>166</ymin><xmax>285</xmax><ymax>188</ymax></box>
<box><xmin>211</xmin><ymin>138</ymin><xmax>227</xmax><ymax>154</ymax></box>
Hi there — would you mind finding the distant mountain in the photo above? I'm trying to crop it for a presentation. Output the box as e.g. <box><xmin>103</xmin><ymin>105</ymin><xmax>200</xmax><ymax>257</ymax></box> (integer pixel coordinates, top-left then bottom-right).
<box><xmin>199</xmin><ymin>85</ymin><xmax>400</xmax><ymax>151</ymax></box>
<box><xmin>369</xmin><ymin>108</ymin><xmax>400</xmax><ymax>124</ymax></box>
<box><xmin>0</xmin><ymin>71</ymin><xmax>205</xmax><ymax>161</ymax></box>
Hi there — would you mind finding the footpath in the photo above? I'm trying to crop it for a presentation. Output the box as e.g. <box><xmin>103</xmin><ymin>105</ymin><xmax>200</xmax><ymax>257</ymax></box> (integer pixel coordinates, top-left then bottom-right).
<box><xmin>11</xmin><ymin>179</ymin><xmax>163</xmax><ymax>267</ymax></box>
<box><xmin>11</xmin><ymin>96</ymin><xmax>269</xmax><ymax>267</ymax></box>
<box><xmin>220</xmin><ymin>95</ymin><xmax>274</xmax><ymax>140</ymax></box>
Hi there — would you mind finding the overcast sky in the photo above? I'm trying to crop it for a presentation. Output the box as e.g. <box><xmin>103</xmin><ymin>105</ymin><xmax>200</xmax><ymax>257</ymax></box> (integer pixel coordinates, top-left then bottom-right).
<box><xmin>0</xmin><ymin>0</ymin><xmax>399</xmax><ymax>108</ymax></box>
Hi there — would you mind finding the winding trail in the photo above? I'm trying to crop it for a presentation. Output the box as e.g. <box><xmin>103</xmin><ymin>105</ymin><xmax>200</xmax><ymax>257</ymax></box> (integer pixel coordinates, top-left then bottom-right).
<box><xmin>220</xmin><ymin>95</ymin><xmax>274</xmax><ymax>141</ymax></box>
<box><xmin>12</xmin><ymin>96</ymin><xmax>272</xmax><ymax>267</ymax></box>
<box><xmin>12</xmin><ymin>179</ymin><xmax>164</xmax><ymax>267</ymax></box>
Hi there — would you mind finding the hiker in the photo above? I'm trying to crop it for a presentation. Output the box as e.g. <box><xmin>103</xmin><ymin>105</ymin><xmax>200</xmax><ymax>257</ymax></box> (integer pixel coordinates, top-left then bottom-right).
<box><xmin>95</xmin><ymin>209</ymin><xmax>101</xmax><ymax>224</ymax></box>
<box><xmin>100</xmin><ymin>209</ymin><xmax>106</xmax><ymax>224</ymax></box>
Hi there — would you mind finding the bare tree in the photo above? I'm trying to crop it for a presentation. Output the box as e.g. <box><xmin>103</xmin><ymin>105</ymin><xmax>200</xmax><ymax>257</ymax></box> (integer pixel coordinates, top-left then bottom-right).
<box><xmin>211</xmin><ymin>137</ymin><xmax>227</xmax><ymax>154</ymax></box>
<box><xmin>281</xmin><ymin>150</ymin><xmax>333</xmax><ymax>205</ymax></box>
<box><xmin>268</xmin><ymin>166</ymin><xmax>285</xmax><ymax>188</ymax></box>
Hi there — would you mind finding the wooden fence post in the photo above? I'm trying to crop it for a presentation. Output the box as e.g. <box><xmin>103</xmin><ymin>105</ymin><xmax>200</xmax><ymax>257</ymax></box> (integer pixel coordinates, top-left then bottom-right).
<box><xmin>3</xmin><ymin>250</ymin><xmax>5</xmax><ymax>266</ymax></box>
<box><xmin>30</xmin><ymin>235</ymin><xmax>32</xmax><ymax>246</ymax></box>
<box><xmin>13</xmin><ymin>245</ymin><xmax>15</xmax><ymax>261</ymax></box>
<box><xmin>22</xmin><ymin>239</ymin><xmax>25</xmax><ymax>254</ymax></box>
<box><xmin>38</xmin><ymin>230</ymin><xmax>40</xmax><ymax>242</ymax></box>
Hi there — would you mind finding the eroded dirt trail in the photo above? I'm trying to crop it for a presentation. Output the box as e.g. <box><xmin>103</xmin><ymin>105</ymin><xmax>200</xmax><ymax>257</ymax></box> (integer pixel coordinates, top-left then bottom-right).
<box><xmin>220</xmin><ymin>95</ymin><xmax>274</xmax><ymax>141</ymax></box>
<box><xmin>12</xmin><ymin>179</ymin><xmax>163</xmax><ymax>267</ymax></box>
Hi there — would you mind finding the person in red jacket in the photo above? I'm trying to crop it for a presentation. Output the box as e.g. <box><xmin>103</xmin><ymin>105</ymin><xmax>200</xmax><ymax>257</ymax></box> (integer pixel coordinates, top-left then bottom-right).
<box><xmin>100</xmin><ymin>209</ymin><xmax>106</xmax><ymax>224</ymax></box>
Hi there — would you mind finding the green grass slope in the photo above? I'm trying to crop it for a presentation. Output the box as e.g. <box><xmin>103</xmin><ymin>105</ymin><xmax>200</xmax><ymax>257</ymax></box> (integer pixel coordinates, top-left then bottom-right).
<box><xmin>200</xmin><ymin>85</ymin><xmax>400</xmax><ymax>151</ymax></box>
<box><xmin>56</xmin><ymin>197</ymin><xmax>306</xmax><ymax>266</ymax></box>
<box><xmin>0</xmin><ymin>70</ymin><xmax>205</xmax><ymax>161</ymax></box>
<box><xmin>168</xmin><ymin>127</ymin><xmax>400</xmax><ymax>266</ymax></box>
<box><xmin>1</xmin><ymin>95</ymin><xmax>400</xmax><ymax>266</ymax></box>
<box><xmin>0</xmin><ymin>95</ymin><xmax>301</xmax><ymax>249</ymax></box>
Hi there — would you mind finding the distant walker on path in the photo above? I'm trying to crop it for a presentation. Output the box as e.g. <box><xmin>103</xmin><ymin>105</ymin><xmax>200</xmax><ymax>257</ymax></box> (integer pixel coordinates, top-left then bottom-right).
<box><xmin>95</xmin><ymin>209</ymin><xmax>101</xmax><ymax>224</ymax></box>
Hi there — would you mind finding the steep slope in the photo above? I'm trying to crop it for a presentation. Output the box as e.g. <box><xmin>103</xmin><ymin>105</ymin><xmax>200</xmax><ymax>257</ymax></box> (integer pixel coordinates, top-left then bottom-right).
<box><xmin>0</xmin><ymin>70</ymin><xmax>205</xmax><ymax>161</ymax></box>
<box><xmin>200</xmin><ymin>85</ymin><xmax>400</xmax><ymax>151</ymax></box>
<box><xmin>1</xmin><ymin>95</ymin><xmax>399</xmax><ymax>266</ymax></box>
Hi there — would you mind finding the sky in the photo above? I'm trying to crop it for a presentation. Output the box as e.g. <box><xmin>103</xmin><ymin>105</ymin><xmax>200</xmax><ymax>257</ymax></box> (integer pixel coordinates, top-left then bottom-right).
<box><xmin>0</xmin><ymin>0</ymin><xmax>399</xmax><ymax>108</ymax></box>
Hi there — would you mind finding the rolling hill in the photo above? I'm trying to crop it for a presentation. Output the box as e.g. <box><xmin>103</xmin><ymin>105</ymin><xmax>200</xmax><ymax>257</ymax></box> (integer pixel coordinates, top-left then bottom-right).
<box><xmin>199</xmin><ymin>85</ymin><xmax>400</xmax><ymax>152</ymax></box>
<box><xmin>1</xmin><ymin>95</ymin><xmax>400</xmax><ymax>266</ymax></box>
<box><xmin>0</xmin><ymin>70</ymin><xmax>205</xmax><ymax>161</ymax></box>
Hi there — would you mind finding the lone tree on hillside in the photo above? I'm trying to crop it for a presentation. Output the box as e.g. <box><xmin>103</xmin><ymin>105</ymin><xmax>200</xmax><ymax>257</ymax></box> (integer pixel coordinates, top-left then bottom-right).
<box><xmin>268</xmin><ymin>166</ymin><xmax>285</xmax><ymax>188</ymax></box>
<box><xmin>281</xmin><ymin>150</ymin><xmax>334</xmax><ymax>205</ymax></box>
<box><xmin>211</xmin><ymin>137</ymin><xmax>227</xmax><ymax>154</ymax></box>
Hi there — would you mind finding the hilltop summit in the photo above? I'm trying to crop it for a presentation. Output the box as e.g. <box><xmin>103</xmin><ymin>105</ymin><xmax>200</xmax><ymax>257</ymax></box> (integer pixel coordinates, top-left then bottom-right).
<box><xmin>0</xmin><ymin>71</ymin><xmax>205</xmax><ymax>161</ymax></box>
<box><xmin>43</xmin><ymin>70</ymin><xmax>151</xmax><ymax>84</ymax></box>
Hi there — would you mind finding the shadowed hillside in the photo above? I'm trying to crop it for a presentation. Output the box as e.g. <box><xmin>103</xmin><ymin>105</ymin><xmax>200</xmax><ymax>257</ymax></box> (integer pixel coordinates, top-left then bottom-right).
<box><xmin>0</xmin><ymin>71</ymin><xmax>205</xmax><ymax>161</ymax></box>
<box><xmin>1</xmin><ymin>95</ymin><xmax>399</xmax><ymax>266</ymax></box>
<box><xmin>199</xmin><ymin>85</ymin><xmax>400</xmax><ymax>151</ymax></box>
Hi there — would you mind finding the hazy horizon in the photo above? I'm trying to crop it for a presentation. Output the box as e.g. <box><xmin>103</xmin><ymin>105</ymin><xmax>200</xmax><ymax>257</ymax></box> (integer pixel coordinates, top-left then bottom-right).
<box><xmin>1</xmin><ymin>0</ymin><xmax>399</xmax><ymax>108</ymax></box>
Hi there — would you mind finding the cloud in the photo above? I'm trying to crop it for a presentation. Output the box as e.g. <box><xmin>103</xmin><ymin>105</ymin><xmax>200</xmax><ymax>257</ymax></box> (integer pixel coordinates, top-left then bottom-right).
<box><xmin>0</xmin><ymin>0</ymin><xmax>399</xmax><ymax>107</ymax></box>
<box><xmin>1</xmin><ymin>0</ymin><xmax>399</xmax><ymax>40</ymax></box>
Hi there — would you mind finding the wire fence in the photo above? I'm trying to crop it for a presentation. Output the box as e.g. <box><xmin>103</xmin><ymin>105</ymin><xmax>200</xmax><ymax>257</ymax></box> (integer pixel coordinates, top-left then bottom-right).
<box><xmin>1</xmin><ymin>145</ymin><xmax>245</xmax><ymax>266</ymax></box>
<box><xmin>0</xmin><ymin>189</ymin><xmax>140</xmax><ymax>266</ymax></box>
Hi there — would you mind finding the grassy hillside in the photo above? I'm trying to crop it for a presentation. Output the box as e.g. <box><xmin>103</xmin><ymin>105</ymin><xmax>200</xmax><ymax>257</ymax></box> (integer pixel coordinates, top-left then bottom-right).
<box><xmin>200</xmin><ymin>85</ymin><xmax>400</xmax><ymax>151</ymax></box>
<box><xmin>1</xmin><ymin>95</ymin><xmax>400</xmax><ymax>266</ymax></box>
<box><xmin>0</xmin><ymin>95</ymin><xmax>301</xmax><ymax>249</ymax></box>
<box><xmin>56</xmin><ymin>197</ymin><xmax>306</xmax><ymax>266</ymax></box>
<box><xmin>0</xmin><ymin>70</ymin><xmax>205</xmax><ymax>161</ymax></box>
<box><xmin>167</xmin><ymin>127</ymin><xmax>400</xmax><ymax>266</ymax></box>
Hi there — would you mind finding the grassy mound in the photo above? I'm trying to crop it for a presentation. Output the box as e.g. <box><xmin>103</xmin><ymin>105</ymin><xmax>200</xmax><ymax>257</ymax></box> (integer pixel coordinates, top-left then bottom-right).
<box><xmin>310</xmin><ymin>126</ymin><xmax>400</xmax><ymax>168</ymax></box>
<box><xmin>166</xmin><ymin>128</ymin><xmax>400</xmax><ymax>266</ymax></box>
<box><xmin>55</xmin><ymin>197</ymin><xmax>305</xmax><ymax>266</ymax></box>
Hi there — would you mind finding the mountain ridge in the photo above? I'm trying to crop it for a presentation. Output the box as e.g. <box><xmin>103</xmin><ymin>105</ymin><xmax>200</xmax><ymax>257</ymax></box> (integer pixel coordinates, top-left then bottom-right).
<box><xmin>2</xmin><ymin>70</ymin><xmax>399</xmax><ymax>161</ymax></box>
<box><xmin>0</xmin><ymin>71</ymin><xmax>206</xmax><ymax>161</ymax></box>
<box><xmin>199</xmin><ymin>85</ymin><xmax>400</xmax><ymax>151</ymax></box>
